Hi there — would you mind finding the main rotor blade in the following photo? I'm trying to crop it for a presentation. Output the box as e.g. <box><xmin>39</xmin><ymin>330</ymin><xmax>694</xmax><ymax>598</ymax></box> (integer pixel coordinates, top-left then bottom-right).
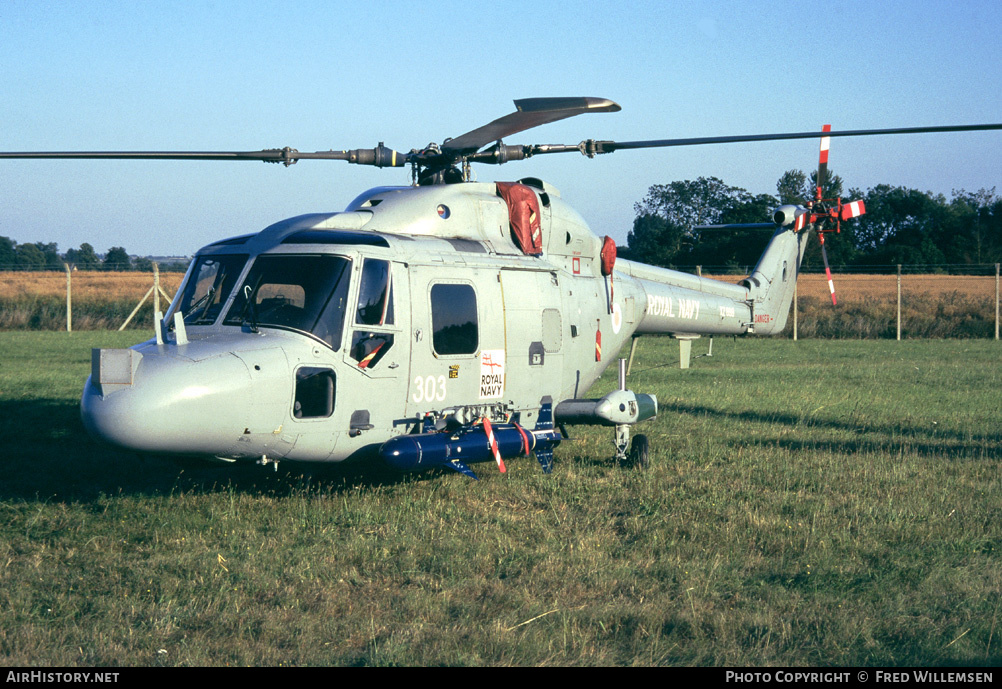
<box><xmin>0</xmin><ymin>145</ymin><xmax>408</xmax><ymax>167</ymax></box>
<box><xmin>588</xmin><ymin>123</ymin><xmax>1002</xmax><ymax>154</ymax></box>
<box><xmin>443</xmin><ymin>97</ymin><xmax>621</xmax><ymax>154</ymax></box>
<box><xmin>0</xmin><ymin>149</ymin><xmax>329</xmax><ymax>162</ymax></box>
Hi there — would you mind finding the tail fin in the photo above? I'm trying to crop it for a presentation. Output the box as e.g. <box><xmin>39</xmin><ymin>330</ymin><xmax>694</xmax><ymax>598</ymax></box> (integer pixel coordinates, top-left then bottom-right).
<box><xmin>740</xmin><ymin>223</ymin><xmax>810</xmax><ymax>334</ymax></box>
<box><xmin>695</xmin><ymin>204</ymin><xmax>811</xmax><ymax>335</ymax></box>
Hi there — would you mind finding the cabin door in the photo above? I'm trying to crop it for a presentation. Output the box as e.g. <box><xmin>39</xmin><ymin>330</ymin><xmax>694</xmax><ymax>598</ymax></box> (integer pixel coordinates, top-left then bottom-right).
<box><xmin>499</xmin><ymin>269</ymin><xmax>564</xmax><ymax>419</ymax></box>
<box><xmin>405</xmin><ymin>265</ymin><xmax>505</xmax><ymax>419</ymax></box>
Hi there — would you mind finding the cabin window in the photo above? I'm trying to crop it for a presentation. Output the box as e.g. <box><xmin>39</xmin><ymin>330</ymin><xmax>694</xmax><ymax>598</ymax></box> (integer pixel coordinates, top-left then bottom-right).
<box><xmin>169</xmin><ymin>253</ymin><xmax>248</xmax><ymax>326</ymax></box>
<box><xmin>223</xmin><ymin>254</ymin><xmax>352</xmax><ymax>348</ymax></box>
<box><xmin>294</xmin><ymin>367</ymin><xmax>335</xmax><ymax>419</ymax></box>
<box><xmin>430</xmin><ymin>283</ymin><xmax>478</xmax><ymax>356</ymax></box>
<box><xmin>355</xmin><ymin>259</ymin><xmax>394</xmax><ymax>326</ymax></box>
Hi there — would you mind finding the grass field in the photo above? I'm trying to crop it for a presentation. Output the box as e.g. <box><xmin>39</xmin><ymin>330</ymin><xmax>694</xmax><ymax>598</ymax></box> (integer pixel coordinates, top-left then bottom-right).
<box><xmin>0</xmin><ymin>332</ymin><xmax>999</xmax><ymax>666</ymax></box>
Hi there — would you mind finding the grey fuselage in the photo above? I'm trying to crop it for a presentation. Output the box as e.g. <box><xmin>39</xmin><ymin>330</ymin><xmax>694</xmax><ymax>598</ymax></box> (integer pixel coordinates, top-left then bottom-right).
<box><xmin>81</xmin><ymin>179</ymin><xmax>808</xmax><ymax>464</ymax></box>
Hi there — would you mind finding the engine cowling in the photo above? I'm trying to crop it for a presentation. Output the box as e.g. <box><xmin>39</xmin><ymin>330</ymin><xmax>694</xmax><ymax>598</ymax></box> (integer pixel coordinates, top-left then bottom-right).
<box><xmin>772</xmin><ymin>204</ymin><xmax>808</xmax><ymax>227</ymax></box>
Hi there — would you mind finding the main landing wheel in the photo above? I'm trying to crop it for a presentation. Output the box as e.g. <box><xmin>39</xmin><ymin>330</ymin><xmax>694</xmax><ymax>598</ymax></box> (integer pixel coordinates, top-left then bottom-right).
<box><xmin>628</xmin><ymin>434</ymin><xmax>649</xmax><ymax>469</ymax></box>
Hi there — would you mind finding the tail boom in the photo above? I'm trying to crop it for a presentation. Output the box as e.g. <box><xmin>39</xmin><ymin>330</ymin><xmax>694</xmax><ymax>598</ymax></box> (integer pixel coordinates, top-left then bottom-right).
<box><xmin>615</xmin><ymin>223</ymin><xmax>808</xmax><ymax>338</ymax></box>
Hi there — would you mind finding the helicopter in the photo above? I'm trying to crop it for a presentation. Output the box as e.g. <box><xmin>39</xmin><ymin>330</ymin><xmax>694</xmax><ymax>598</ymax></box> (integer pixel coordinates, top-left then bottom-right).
<box><xmin>4</xmin><ymin>98</ymin><xmax>1001</xmax><ymax>479</ymax></box>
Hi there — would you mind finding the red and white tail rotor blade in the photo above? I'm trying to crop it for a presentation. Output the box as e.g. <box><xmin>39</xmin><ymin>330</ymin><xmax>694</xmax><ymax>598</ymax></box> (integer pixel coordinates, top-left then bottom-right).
<box><xmin>817</xmin><ymin>124</ymin><xmax>831</xmax><ymax>201</ymax></box>
<box><xmin>841</xmin><ymin>199</ymin><xmax>866</xmax><ymax>221</ymax></box>
<box><xmin>818</xmin><ymin>233</ymin><xmax>837</xmax><ymax>306</ymax></box>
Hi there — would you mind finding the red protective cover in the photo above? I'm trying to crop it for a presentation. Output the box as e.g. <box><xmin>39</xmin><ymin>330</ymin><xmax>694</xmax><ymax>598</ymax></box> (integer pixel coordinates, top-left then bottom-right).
<box><xmin>600</xmin><ymin>235</ymin><xmax>616</xmax><ymax>276</ymax></box>
<box><xmin>497</xmin><ymin>182</ymin><xmax>542</xmax><ymax>255</ymax></box>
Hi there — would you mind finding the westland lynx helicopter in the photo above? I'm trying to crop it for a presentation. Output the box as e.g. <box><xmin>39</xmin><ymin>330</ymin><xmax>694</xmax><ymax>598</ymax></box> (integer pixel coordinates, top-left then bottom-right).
<box><xmin>4</xmin><ymin>99</ymin><xmax>1000</xmax><ymax>478</ymax></box>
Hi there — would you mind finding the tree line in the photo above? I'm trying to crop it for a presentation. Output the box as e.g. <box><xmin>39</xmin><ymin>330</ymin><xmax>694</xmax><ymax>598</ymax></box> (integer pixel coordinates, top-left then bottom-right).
<box><xmin>621</xmin><ymin>170</ymin><xmax>1002</xmax><ymax>272</ymax></box>
<box><xmin>0</xmin><ymin>237</ymin><xmax>189</xmax><ymax>273</ymax></box>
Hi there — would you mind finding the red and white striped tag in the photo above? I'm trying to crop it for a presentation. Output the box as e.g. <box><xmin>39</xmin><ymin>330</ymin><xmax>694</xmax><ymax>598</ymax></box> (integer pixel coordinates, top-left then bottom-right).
<box><xmin>482</xmin><ymin>417</ymin><xmax>506</xmax><ymax>473</ymax></box>
<box><xmin>357</xmin><ymin>341</ymin><xmax>384</xmax><ymax>369</ymax></box>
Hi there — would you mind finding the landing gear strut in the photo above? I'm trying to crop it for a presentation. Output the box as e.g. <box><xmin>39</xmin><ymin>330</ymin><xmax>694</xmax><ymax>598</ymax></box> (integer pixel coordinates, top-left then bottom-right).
<box><xmin>614</xmin><ymin>423</ymin><xmax>631</xmax><ymax>462</ymax></box>
<box><xmin>612</xmin><ymin>359</ymin><xmax>652</xmax><ymax>469</ymax></box>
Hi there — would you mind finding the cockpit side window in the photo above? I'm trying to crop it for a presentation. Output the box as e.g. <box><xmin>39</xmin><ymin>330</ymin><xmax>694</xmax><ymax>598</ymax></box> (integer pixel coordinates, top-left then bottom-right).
<box><xmin>168</xmin><ymin>254</ymin><xmax>248</xmax><ymax>326</ymax></box>
<box><xmin>355</xmin><ymin>258</ymin><xmax>394</xmax><ymax>326</ymax></box>
<box><xmin>348</xmin><ymin>259</ymin><xmax>397</xmax><ymax>370</ymax></box>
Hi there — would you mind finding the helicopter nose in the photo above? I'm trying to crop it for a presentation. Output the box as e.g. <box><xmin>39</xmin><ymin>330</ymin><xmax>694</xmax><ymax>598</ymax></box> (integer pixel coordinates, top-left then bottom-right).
<box><xmin>81</xmin><ymin>345</ymin><xmax>292</xmax><ymax>456</ymax></box>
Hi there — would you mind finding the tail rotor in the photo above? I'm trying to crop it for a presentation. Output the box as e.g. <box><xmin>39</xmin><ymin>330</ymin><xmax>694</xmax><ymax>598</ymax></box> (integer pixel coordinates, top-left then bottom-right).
<box><xmin>796</xmin><ymin>124</ymin><xmax>868</xmax><ymax>305</ymax></box>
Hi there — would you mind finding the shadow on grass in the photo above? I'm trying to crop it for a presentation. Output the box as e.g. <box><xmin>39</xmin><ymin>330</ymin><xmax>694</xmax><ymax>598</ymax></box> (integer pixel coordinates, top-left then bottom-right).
<box><xmin>10</xmin><ymin>393</ymin><xmax>995</xmax><ymax>504</ymax></box>
<box><xmin>663</xmin><ymin>401</ymin><xmax>1002</xmax><ymax>460</ymax></box>
<box><xmin>0</xmin><ymin>398</ymin><xmax>420</xmax><ymax>503</ymax></box>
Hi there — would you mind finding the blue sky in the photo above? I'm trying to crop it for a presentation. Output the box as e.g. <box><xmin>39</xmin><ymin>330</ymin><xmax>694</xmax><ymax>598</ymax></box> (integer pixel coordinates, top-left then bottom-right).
<box><xmin>2</xmin><ymin>0</ymin><xmax>1000</xmax><ymax>256</ymax></box>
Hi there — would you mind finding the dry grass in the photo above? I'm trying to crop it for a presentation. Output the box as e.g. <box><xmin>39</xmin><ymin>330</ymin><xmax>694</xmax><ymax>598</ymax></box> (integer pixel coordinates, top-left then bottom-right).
<box><xmin>705</xmin><ymin>272</ymin><xmax>999</xmax><ymax>301</ymax></box>
<box><xmin>0</xmin><ymin>270</ymin><xmax>184</xmax><ymax>300</ymax></box>
<box><xmin>0</xmin><ymin>271</ymin><xmax>184</xmax><ymax>330</ymax></box>
<box><xmin>799</xmin><ymin>273</ymin><xmax>997</xmax><ymax>302</ymax></box>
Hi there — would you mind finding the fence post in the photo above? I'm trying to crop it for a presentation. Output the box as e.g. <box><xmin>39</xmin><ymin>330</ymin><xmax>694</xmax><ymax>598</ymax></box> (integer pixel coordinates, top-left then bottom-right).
<box><xmin>996</xmin><ymin>263</ymin><xmax>999</xmax><ymax>341</ymax></box>
<box><xmin>793</xmin><ymin>276</ymin><xmax>798</xmax><ymax>341</ymax></box>
<box><xmin>153</xmin><ymin>262</ymin><xmax>160</xmax><ymax>316</ymax></box>
<box><xmin>896</xmin><ymin>264</ymin><xmax>902</xmax><ymax>341</ymax></box>
<box><xmin>64</xmin><ymin>263</ymin><xmax>72</xmax><ymax>333</ymax></box>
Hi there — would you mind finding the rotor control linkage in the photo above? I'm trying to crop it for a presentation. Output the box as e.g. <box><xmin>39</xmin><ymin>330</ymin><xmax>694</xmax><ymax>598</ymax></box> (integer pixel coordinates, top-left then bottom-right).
<box><xmin>261</xmin><ymin>143</ymin><xmax>407</xmax><ymax>167</ymax></box>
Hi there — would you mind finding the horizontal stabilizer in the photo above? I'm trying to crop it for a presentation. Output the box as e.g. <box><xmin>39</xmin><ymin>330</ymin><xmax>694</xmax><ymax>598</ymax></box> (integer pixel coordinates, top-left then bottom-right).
<box><xmin>694</xmin><ymin>223</ymin><xmax>776</xmax><ymax>231</ymax></box>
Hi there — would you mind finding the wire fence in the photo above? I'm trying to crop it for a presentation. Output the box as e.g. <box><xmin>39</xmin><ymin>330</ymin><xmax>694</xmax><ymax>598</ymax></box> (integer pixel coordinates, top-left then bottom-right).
<box><xmin>697</xmin><ymin>264</ymin><xmax>1001</xmax><ymax>339</ymax></box>
<box><xmin>0</xmin><ymin>265</ymin><xmax>184</xmax><ymax>331</ymax></box>
<box><xmin>1</xmin><ymin>263</ymin><xmax>999</xmax><ymax>338</ymax></box>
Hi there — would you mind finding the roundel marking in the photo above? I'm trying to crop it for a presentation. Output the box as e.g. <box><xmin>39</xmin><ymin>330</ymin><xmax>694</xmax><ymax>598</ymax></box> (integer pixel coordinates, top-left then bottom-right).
<box><xmin>611</xmin><ymin>302</ymin><xmax>623</xmax><ymax>334</ymax></box>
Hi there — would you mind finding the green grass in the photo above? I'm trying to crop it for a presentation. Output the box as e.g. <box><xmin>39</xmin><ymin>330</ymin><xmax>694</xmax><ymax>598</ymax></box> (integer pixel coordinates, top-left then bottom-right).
<box><xmin>0</xmin><ymin>332</ymin><xmax>999</xmax><ymax>666</ymax></box>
